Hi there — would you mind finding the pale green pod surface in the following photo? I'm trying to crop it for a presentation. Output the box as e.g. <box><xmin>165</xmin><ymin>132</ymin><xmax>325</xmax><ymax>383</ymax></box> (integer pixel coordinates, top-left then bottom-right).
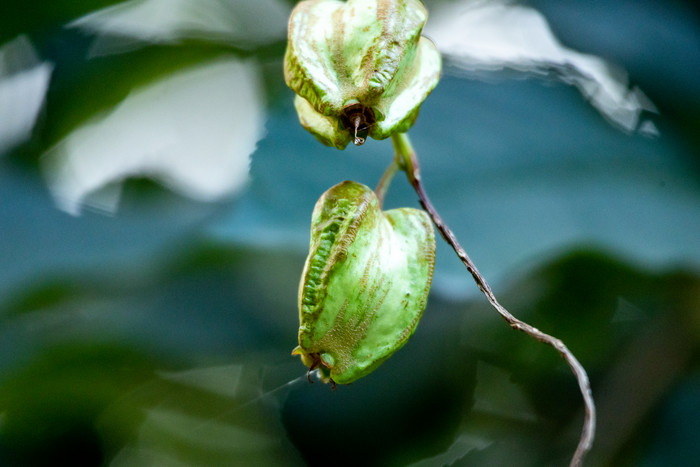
<box><xmin>293</xmin><ymin>181</ymin><xmax>435</xmax><ymax>384</ymax></box>
<box><xmin>284</xmin><ymin>0</ymin><xmax>442</xmax><ymax>149</ymax></box>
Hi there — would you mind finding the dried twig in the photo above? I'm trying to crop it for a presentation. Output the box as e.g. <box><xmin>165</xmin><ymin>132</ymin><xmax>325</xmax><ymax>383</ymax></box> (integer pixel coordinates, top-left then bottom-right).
<box><xmin>391</xmin><ymin>133</ymin><xmax>596</xmax><ymax>467</ymax></box>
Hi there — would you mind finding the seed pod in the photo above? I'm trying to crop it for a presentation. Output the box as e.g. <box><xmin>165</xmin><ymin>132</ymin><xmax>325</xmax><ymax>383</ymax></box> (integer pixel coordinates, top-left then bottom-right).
<box><xmin>284</xmin><ymin>0</ymin><xmax>442</xmax><ymax>149</ymax></box>
<box><xmin>293</xmin><ymin>181</ymin><xmax>435</xmax><ymax>385</ymax></box>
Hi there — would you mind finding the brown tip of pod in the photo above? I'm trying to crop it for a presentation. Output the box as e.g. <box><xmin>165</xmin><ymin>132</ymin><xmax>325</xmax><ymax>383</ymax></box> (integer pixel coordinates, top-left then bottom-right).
<box><xmin>340</xmin><ymin>103</ymin><xmax>375</xmax><ymax>146</ymax></box>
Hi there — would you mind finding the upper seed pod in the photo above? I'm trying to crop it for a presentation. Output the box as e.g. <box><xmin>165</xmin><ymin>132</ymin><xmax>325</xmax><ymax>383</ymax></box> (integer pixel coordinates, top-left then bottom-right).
<box><xmin>293</xmin><ymin>181</ymin><xmax>435</xmax><ymax>385</ymax></box>
<box><xmin>284</xmin><ymin>0</ymin><xmax>442</xmax><ymax>149</ymax></box>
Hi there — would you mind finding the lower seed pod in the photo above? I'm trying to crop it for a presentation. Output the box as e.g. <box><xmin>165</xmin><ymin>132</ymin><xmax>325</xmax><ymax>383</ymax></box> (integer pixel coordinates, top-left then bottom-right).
<box><xmin>293</xmin><ymin>180</ymin><xmax>435</xmax><ymax>385</ymax></box>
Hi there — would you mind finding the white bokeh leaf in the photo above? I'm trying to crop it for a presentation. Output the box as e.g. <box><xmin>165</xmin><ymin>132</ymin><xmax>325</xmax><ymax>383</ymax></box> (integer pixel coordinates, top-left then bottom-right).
<box><xmin>42</xmin><ymin>57</ymin><xmax>265</xmax><ymax>215</ymax></box>
<box><xmin>424</xmin><ymin>0</ymin><xmax>657</xmax><ymax>133</ymax></box>
<box><xmin>0</xmin><ymin>35</ymin><xmax>53</xmax><ymax>155</ymax></box>
<box><xmin>68</xmin><ymin>0</ymin><xmax>291</xmax><ymax>56</ymax></box>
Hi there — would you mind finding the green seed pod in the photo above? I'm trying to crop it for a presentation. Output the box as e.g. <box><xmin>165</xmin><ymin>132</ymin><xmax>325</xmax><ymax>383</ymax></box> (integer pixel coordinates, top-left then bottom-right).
<box><xmin>293</xmin><ymin>181</ymin><xmax>435</xmax><ymax>385</ymax></box>
<box><xmin>284</xmin><ymin>0</ymin><xmax>442</xmax><ymax>149</ymax></box>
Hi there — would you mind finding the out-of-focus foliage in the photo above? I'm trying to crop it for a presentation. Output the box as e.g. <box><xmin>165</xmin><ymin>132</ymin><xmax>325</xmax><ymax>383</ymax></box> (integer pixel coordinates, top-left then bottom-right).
<box><xmin>1</xmin><ymin>0</ymin><xmax>699</xmax><ymax>466</ymax></box>
<box><xmin>0</xmin><ymin>36</ymin><xmax>53</xmax><ymax>155</ymax></box>
<box><xmin>424</xmin><ymin>0</ymin><xmax>658</xmax><ymax>134</ymax></box>
<box><xmin>43</xmin><ymin>57</ymin><xmax>264</xmax><ymax>214</ymax></box>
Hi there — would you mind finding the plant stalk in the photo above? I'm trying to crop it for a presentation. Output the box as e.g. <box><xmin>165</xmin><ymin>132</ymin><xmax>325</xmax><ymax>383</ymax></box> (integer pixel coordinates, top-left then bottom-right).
<box><xmin>390</xmin><ymin>132</ymin><xmax>596</xmax><ymax>467</ymax></box>
<box><xmin>374</xmin><ymin>160</ymin><xmax>399</xmax><ymax>209</ymax></box>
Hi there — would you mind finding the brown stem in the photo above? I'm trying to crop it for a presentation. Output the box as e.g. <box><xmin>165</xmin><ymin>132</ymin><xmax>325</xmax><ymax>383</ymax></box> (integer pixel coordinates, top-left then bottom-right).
<box><xmin>391</xmin><ymin>133</ymin><xmax>596</xmax><ymax>467</ymax></box>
